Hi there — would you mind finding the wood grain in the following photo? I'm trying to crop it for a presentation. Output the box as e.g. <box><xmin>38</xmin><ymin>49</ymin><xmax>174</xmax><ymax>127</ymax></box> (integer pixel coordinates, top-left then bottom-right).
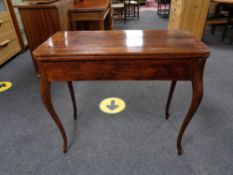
<box><xmin>168</xmin><ymin>0</ymin><xmax>210</xmax><ymax>40</ymax></box>
<box><xmin>33</xmin><ymin>30</ymin><xmax>210</xmax><ymax>58</ymax></box>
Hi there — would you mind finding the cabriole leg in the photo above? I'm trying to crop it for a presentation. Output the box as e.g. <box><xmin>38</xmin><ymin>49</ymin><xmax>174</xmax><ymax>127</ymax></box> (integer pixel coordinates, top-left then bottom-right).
<box><xmin>177</xmin><ymin>61</ymin><xmax>205</xmax><ymax>155</ymax></box>
<box><xmin>40</xmin><ymin>77</ymin><xmax>68</xmax><ymax>153</ymax></box>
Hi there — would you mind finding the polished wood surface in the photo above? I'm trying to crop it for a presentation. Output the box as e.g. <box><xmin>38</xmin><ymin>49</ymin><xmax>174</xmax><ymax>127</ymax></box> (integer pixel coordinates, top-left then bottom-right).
<box><xmin>34</xmin><ymin>30</ymin><xmax>209</xmax><ymax>58</ymax></box>
<box><xmin>68</xmin><ymin>0</ymin><xmax>112</xmax><ymax>30</ymax></box>
<box><xmin>211</xmin><ymin>0</ymin><xmax>233</xmax><ymax>4</ymax></box>
<box><xmin>33</xmin><ymin>30</ymin><xmax>210</xmax><ymax>155</ymax></box>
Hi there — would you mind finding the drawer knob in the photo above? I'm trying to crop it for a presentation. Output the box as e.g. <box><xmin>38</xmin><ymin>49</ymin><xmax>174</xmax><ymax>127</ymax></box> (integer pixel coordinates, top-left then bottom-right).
<box><xmin>0</xmin><ymin>40</ymin><xmax>10</xmax><ymax>48</ymax></box>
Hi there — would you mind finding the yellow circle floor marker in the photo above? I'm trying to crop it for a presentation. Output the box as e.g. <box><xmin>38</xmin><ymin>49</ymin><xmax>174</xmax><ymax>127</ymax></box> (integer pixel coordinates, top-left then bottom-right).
<box><xmin>99</xmin><ymin>97</ymin><xmax>126</xmax><ymax>114</ymax></box>
<box><xmin>0</xmin><ymin>81</ymin><xmax>12</xmax><ymax>93</ymax></box>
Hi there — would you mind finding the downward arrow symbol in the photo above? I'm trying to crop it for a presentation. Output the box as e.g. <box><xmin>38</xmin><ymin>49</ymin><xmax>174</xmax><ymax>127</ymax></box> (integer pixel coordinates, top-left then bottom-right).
<box><xmin>106</xmin><ymin>100</ymin><xmax>119</xmax><ymax>110</ymax></box>
<box><xmin>0</xmin><ymin>83</ymin><xmax>6</xmax><ymax>89</ymax></box>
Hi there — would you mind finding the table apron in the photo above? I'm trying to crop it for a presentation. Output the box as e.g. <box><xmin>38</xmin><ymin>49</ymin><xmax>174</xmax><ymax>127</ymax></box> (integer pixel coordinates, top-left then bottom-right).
<box><xmin>39</xmin><ymin>59</ymin><xmax>202</xmax><ymax>81</ymax></box>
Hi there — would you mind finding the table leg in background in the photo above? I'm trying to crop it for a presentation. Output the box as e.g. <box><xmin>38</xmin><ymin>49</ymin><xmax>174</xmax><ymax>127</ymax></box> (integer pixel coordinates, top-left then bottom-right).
<box><xmin>99</xmin><ymin>20</ymin><xmax>105</xmax><ymax>30</ymax></box>
<box><xmin>165</xmin><ymin>80</ymin><xmax>177</xmax><ymax>120</ymax></box>
<box><xmin>67</xmin><ymin>81</ymin><xmax>77</xmax><ymax>120</ymax></box>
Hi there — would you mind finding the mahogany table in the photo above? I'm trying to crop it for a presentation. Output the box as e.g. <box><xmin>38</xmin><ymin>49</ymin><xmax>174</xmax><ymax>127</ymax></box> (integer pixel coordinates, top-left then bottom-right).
<box><xmin>33</xmin><ymin>30</ymin><xmax>210</xmax><ymax>155</ymax></box>
<box><xmin>68</xmin><ymin>0</ymin><xmax>112</xmax><ymax>30</ymax></box>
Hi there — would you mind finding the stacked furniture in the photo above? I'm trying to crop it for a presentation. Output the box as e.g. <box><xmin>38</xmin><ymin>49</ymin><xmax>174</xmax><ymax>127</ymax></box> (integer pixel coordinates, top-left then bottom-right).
<box><xmin>168</xmin><ymin>0</ymin><xmax>210</xmax><ymax>40</ymax></box>
<box><xmin>0</xmin><ymin>0</ymin><xmax>21</xmax><ymax>65</ymax></box>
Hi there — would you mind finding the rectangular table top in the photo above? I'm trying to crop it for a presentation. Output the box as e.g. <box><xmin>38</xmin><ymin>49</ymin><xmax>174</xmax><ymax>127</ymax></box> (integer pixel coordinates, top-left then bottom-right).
<box><xmin>33</xmin><ymin>30</ymin><xmax>210</xmax><ymax>61</ymax></box>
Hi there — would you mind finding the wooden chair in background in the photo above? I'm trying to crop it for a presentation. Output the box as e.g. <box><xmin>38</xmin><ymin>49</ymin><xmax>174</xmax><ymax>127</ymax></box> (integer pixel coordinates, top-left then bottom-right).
<box><xmin>221</xmin><ymin>4</ymin><xmax>233</xmax><ymax>44</ymax></box>
<box><xmin>157</xmin><ymin>0</ymin><xmax>170</xmax><ymax>18</ymax></box>
<box><xmin>124</xmin><ymin>0</ymin><xmax>140</xmax><ymax>20</ymax></box>
<box><xmin>111</xmin><ymin>0</ymin><xmax>126</xmax><ymax>23</ymax></box>
<box><xmin>206</xmin><ymin>3</ymin><xmax>233</xmax><ymax>44</ymax></box>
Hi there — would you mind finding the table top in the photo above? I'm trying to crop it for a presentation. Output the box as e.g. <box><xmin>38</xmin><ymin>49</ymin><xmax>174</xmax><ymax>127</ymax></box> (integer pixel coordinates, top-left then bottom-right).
<box><xmin>33</xmin><ymin>30</ymin><xmax>210</xmax><ymax>61</ymax></box>
<box><xmin>70</xmin><ymin>0</ymin><xmax>110</xmax><ymax>12</ymax></box>
<box><xmin>211</xmin><ymin>0</ymin><xmax>233</xmax><ymax>4</ymax></box>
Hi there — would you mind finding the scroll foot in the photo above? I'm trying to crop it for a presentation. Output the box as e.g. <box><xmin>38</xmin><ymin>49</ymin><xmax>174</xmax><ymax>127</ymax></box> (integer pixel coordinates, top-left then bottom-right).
<box><xmin>63</xmin><ymin>148</ymin><xmax>67</xmax><ymax>154</ymax></box>
<box><xmin>177</xmin><ymin>143</ymin><xmax>183</xmax><ymax>155</ymax></box>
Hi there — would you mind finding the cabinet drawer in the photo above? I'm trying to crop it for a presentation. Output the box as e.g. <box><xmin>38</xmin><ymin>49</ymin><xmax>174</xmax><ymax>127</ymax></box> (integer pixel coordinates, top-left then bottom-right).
<box><xmin>0</xmin><ymin>32</ymin><xmax>20</xmax><ymax>65</ymax></box>
<box><xmin>0</xmin><ymin>15</ymin><xmax>13</xmax><ymax>36</ymax></box>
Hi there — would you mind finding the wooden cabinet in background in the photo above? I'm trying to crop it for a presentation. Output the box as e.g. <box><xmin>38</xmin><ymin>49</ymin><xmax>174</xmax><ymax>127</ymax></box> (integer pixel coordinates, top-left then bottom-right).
<box><xmin>14</xmin><ymin>0</ymin><xmax>74</xmax><ymax>72</ymax></box>
<box><xmin>0</xmin><ymin>0</ymin><xmax>21</xmax><ymax>65</ymax></box>
<box><xmin>168</xmin><ymin>0</ymin><xmax>210</xmax><ymax>40</ymax></box>
<box><xmin>15</xmin><ymin>0</ymin><xmax>74</xmax><ymax>51</ymax></box>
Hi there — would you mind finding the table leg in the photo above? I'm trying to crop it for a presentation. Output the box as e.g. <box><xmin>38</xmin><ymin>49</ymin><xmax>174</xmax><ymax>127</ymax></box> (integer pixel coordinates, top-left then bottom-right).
<box><xmin>165</xmin><ymin>81</ymin><xmax>177</xmax><ymax>120</ymax></box>
<box><xmin>99</xmin><ymin>20</ymin><xmax>105</xmax><ymax>30</ymax></box>
<box><xmin>40</xmin><ymin>77</ymin><xmax>68</xmax><ymax>153</ymax></box>
<box><xmin>107</xmin><ymin>8</ymin><xmax>113</xmax><ymax>30</ymax></box>
<box><xmin>70</xmin><ymin>20</ymin><xmax>77</xmax><ymax>31</ymax></box>
<box><xmin>67</xmin><ymin>81</ymin><xmax>77</xmax><ymax>120</ymax></box>
<box><xmin>177</xmin><ymin>61</ymin><xmax>205</xmax><ymax>155</ymax></box>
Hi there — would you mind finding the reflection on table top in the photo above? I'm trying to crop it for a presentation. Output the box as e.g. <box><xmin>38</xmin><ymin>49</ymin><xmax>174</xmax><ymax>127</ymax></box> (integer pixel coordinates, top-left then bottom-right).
<box><xmin>33</xmin><ymin>30</ymin><xmax>210</xmax><ymax>60</ymax></box>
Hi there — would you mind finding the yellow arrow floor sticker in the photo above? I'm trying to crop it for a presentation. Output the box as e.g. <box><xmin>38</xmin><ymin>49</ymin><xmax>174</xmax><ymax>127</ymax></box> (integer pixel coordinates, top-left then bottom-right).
<box><xmin>0</xmin><ymin>81</ymin><xmax>13</xmax><ymax>93</ymax></box>
<box><xmin>99</xmin><ymin>97</ymin><xmax>126</xmax><ymax>114</ymax></box>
